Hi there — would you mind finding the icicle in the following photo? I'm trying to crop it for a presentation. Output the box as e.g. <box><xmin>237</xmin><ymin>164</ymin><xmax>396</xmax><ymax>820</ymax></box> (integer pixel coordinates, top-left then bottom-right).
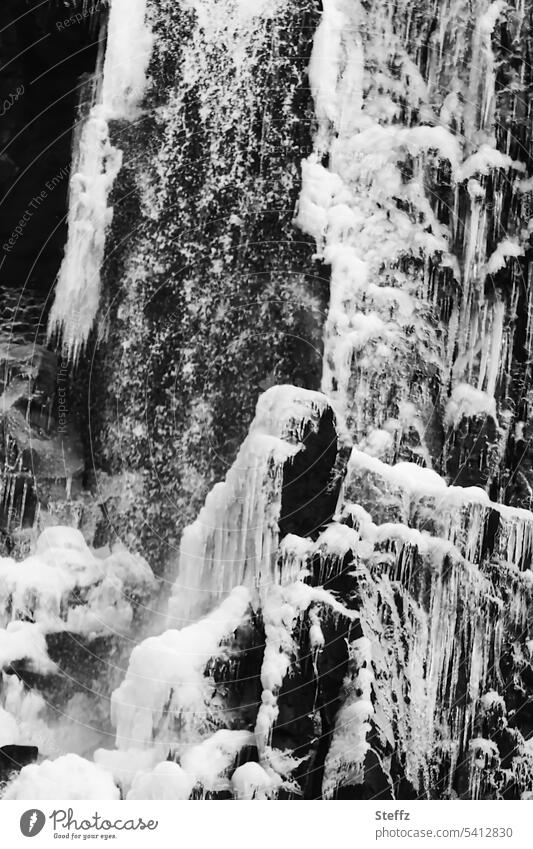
<box><xmin>47</xmin><ymin>114</ymin><xmax>122</xmax><ymax>362</ymax></box>
<box><xmin>254</xmin><ymin>580</ymin><xmax>356</xmax><ymax>764</ymax></box>
<box><xmin>298</xmin><ymin>0</ymin><xmax>527</xmax><ymax>458</ymax></box>
<box><xmin>167</xmin><ymin>386</ymin><xmax>332</xmax><ymax>625</ymax></box>
<box><xmin>101</xmin><ymin>0</ymin><xmax>153</xmax><ymax>120</ymax></box>
<box><xmin>47</xmin><ymin>0</ymin><xmax>153</xmax><ymax>362</ymax></box>
<box><xmin>322</xmin><ymin>636</ymin><xmax>374</xmax><ymax>797</ymax></box>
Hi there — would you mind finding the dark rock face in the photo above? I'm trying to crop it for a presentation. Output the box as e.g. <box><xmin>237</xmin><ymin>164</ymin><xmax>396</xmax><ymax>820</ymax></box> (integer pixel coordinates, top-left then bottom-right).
<box><xmin>0</xmin><ymin>341</ymin><xmax>85</xmax><ymax>546</ymax></box>
<box><xmin>0</xmin><ymin>745</ymin><xmax>38</xmax><ymax>789</ymax></box>
<box><xmin>279</xmin><ymin>405</ymin><xmax>348</xmax><ymax>540</ymax></box>
<box><xmin>0</xmin><ymin>0</ymin><xmax>101</xmax><ymax>300</ymax></box>
<box><xmin>0</xmin><ymin>1</ymin><xmax>102</xmax><ymax>550</ymax></box>
<box><xmin>77</xmin><ymin>0</ymin><xmax>325</xmax><ymax>568</ymax></box>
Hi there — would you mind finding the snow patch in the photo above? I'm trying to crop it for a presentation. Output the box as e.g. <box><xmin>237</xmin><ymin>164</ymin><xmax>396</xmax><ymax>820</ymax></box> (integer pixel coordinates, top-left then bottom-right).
<box><xmin>112</xmin><ymin>586</ymin><xmax>251</xmax><ymax>749</ymax></box>
<box><xmin>4</xmin><ymin>754</ymin><xmax>119</xmax><ymax>800</ymax></box>
<box><xmin>445</xmin><ymin>383</ymin><xmax>497</xmax><ymax>428</ymax></box>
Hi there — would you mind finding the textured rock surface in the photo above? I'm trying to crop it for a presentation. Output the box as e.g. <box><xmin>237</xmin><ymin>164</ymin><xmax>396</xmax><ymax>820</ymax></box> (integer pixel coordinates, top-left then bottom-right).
<box><xmin>78</xmin><ymin>0</ymin><xmax>325</xmax><ymax>566</ymax></box>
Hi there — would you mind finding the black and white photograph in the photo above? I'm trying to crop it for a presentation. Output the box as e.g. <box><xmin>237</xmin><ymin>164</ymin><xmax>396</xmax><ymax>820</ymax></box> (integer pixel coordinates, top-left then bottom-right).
<box><xmin>0</xmin><ymin>0</ymin><xmax>532</xmax><ymax>832</ymax></box>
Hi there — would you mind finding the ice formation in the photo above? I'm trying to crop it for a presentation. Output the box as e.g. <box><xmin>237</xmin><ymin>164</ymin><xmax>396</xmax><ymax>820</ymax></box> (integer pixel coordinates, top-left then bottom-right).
<box><xmin>296</xmin><ymin>0</ymin><xmax>529</xmax><ymax>468</ymax></box>
<box><xmin>255</xmin><ymin>580</ymin><xmax>356</xmax><ymax>761</ymax></box>
<box><xmin>231</xmin><ymin>761</ymin><xmax>279</xmax><ymax>800</ymax></box>
<box><xmin>111</xmin><ymin>586</ymin><xmax>252</xmax><ymax>750</ymax></box>
<box><xmin>0</xmin><ymin>527</ymin><xmax>155</xmax><ymax>644</ymax></box>
<box><xmin>168</xmin><ymin>386</ymin><xmax>332</xmax><ymax>625</ymax></box>
<box><xmin>127</xmin><ymin>760</ymin><xmax>193</xmax><ymax>800</ymax></box>
<box><xmin>322</xmin><ymin>636</ymin><xmax>374</xmax><ymax>797</ymax></box>
<box><xmin>0</xmin><ymin>526</ymin><xmax>155</xmax><ymax>785</ymax></box>
<box><xmin>4</xmin><ymin>754</ymin><xmax>120</xmax><ymax>800</ymax></box>
<box><xmin>47</xmin><ymin>0</ymin><xmax>153</xmax><ymax>361</ymax></box>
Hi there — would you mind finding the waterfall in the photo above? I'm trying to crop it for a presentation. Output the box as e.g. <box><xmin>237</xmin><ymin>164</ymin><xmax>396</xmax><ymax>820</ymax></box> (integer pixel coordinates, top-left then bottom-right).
<box><xmin>2</xmin><ymin>0</ymin><xmax>533</xmax><ymax>802</ymax></box>
<box><xmin>47</xmin><ymin>0</ymin><xmax>153</xmax><ymax>362</ymax></box>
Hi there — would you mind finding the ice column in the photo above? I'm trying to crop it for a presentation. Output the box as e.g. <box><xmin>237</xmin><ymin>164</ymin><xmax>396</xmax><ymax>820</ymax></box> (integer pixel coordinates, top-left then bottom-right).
<box><xmin>47</xmin><ymin>0</ymin><xmax>153</xmax><ymax>362</ymax></box>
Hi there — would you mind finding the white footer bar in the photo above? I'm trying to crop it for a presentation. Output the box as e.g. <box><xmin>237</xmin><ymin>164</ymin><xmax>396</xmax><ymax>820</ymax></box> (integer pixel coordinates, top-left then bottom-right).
<box><xmin>1</xmin><ymin>800</ymin><xmax>530</xmax><ymax>847</ymax></box>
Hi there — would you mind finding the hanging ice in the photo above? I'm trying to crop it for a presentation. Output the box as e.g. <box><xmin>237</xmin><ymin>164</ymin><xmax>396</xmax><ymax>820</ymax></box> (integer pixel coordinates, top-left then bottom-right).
<box><xmin>47</xmin><ymin>0</ymin><xmax>153</xmax><ymax>361</ymax></box>
<box><xmin>168</xmin><ymin>385</ymin><xmax>334</xmax><ymax>625</ymax></box>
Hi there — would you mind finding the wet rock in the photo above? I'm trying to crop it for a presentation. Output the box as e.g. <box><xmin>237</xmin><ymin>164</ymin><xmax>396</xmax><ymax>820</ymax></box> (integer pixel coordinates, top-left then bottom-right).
<box><xmin>0</xmin><ymin>745</ymin><xmax>38</xmax><ymax>786</ymax></box>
